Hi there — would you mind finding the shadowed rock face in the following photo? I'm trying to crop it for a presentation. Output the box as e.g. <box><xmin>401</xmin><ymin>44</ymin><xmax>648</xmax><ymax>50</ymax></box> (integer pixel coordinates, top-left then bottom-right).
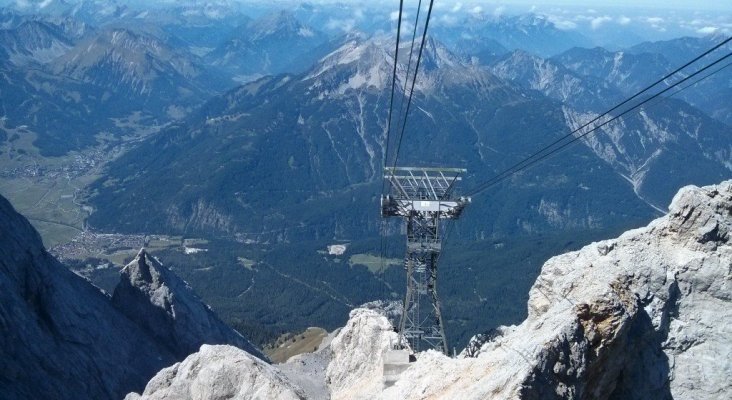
<box><xmin>0</xmin><ymin>195</ymin><xmax>175</xmax><ymax>400</ymax></box>
<box><xmin>112</xmin><ymin>249</ymin><xmax>267</xmax><ymax>361</ymax></box>
<box><xmin>0</xmin><ymin>193</ymin><xmax>267</xmax><ymax>400</ymax></box>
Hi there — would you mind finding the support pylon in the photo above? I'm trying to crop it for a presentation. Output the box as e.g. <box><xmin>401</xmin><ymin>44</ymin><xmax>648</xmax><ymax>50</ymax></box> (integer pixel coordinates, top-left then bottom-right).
<box><xmin>382</xmin><ymin>167</ymin><xmax>469</xmax><ymax>354</ymax></box>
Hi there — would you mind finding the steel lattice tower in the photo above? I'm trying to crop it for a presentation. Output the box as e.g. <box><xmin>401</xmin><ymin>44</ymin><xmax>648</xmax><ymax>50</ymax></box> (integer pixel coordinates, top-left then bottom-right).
<box><xmin>381</xmin><ymin>167</ymin><xmax>470</xmax><ymax>354</ymax></box>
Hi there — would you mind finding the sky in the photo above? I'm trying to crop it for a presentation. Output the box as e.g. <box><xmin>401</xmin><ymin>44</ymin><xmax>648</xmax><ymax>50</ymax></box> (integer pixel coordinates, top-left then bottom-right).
<box><xmin>491</xmin><ymin>0</ymin><xmax>732</xmax><ymax>11</ymax></box>
<box><xmin>5</xmin><ymin>0</ymin><xmax>732</xmax><ymax>11</ymax></box>
<box><xmin>4</xmin><ymin>0</ymin><xmax>731</xmax><ymax>38</ymax></box>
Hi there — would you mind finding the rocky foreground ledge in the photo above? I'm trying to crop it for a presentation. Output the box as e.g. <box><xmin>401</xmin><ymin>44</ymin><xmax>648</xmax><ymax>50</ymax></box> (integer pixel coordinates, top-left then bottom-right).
<box><xmin>129</xmin><ymin>181</ymin><xmax>732</xmax><ymax>400</ymax></box>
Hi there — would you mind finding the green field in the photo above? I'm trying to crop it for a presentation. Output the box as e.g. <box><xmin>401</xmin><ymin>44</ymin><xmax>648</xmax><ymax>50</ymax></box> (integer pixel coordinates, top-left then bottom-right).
<box><xmin>0</xmin><ymin>124</ymin><xmax>120</xmax><ymax>247</ymax></box>
<box><xmin>0</xmin><ymin>117</ymin><xmax>162</xmax><ymax>248</ymax></box>
<box><xmin>238</xmin><ymin>257</ymin><xmax>257</xmax><ymax>270</ymax></box>
<box><xmin>348</xmin><ymin>253</ymin><xmax>402</xmax><ymax>274</ymax></box>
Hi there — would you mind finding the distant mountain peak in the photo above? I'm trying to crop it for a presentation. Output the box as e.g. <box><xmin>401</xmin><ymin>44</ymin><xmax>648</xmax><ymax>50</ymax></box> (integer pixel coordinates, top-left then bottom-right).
<box><xmin>52</xmin><ymin>27</ymin><xmax>210</xmax><ymax>98</ymax></box>
<box><xmin>306</xmin><ymin>34</ymin><xmax>469</xmax><ymax>94</ymax></box>
<box><xmin>248</xmin><ymin>10</ymin><xmax>312</xmax><ymax>41</ymax></box>
<box><xmin>513</xmin><ymin>12</ymin><xmax>553</xmax><ymax>27</ymax></box>
<box><xmin>304</xmin><ymin>35</ymin><xmax>393</xmax><ymax>92</ymax></box>
<box><xmin>207</xmin><ymin>9</ymin><xmax>326</xmax><ymax>77</ymax></box>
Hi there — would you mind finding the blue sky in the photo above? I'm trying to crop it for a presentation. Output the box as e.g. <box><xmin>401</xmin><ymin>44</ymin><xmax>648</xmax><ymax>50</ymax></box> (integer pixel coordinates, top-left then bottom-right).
<box><xmin>4</xmin><ymin>0</ymin><xmax>731</xmax><ymax>37</ymax></box>
<box><xmin>5</xmin><ymin>1</ymin><xmax>731</xmax><ymax>12</ymax></box>
<box><xmin>496</xmin><ymin>0</ymin><xmax>732</xmax><ymax>11</ymax></box>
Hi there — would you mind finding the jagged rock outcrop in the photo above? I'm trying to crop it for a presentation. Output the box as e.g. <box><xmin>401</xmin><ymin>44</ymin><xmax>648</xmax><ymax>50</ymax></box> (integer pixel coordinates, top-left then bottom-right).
<box><xmin>112</xmin><ymin>248</ymin><xmax>266</xmax><ymax>361</ymax></box>
<box><xmin>279</xmin><ymin>349</ymin><xmax>332</xmax><ymax>400</ymax></box>
<box><xmin>125</xmin><ymin>345</ymin><xmax>304</xmax><ymax>400</ymax></box>
<box><xmin>0</xmin><ymin>195</ymin><xmax>175</xmax><ymax>400</ymax></box>
<box><xmin>326</xmin><ymin>308</ymin><xmax>399</xmax><ymax>400</ymax></box>
<box><xmin>379</xmin><ymin>181</ymin><xmax>731</xmax><ymax>399</ymax></box>
<box><xmin>0</xmin><ymin>193</ymin><xmax>267</xmax><ymax>399</ymax></box>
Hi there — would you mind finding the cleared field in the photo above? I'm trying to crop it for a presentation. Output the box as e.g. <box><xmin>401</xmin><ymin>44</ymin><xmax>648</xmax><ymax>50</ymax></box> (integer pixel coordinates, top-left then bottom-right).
<box><xmin>237</xmin><ymin>257</ymin><xmax>256</xmax><ymax>270</ymax></box>
<box><xmin>264</xmin><ymin>327</ymin><xmax>328</xmax><ymax>364</ymax></box>
<box><xmin>0</xmin><ymin>118</ymin><xmax>161</xmax><ymax>248</ymax></box>
<box><xmin>349</xmin><ymin>253</ymin><xmax>402</xmax><ymax>274</ymax></box>
<box><xmin>0</xmin><ymin>126</ymin><xmax>107</xmax><ymax>246</ymax></box>
<box><xmin>24</xmin><ymin>219</ymin><xmax>82</xmax><ymax>249</ymax></box>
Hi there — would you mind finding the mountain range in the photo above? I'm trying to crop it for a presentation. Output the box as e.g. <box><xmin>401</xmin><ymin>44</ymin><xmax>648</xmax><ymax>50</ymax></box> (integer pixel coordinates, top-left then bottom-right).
<box><xmin>1</xmin><ymin>0</ymin><xmax>730</xmax><ymax>358</ymax></box>
<box><xmin>0</xmin><ymin>16</ymin><xmax>226</xmax><ymax>155</ymax></box>
<box><xmin>87</xmin><ymin>33</ymin><xmax>731</xmax><ymax>240</ymax></box>
<box><xmin>434</xmin><ymin>13</ymin><xmax>593</xmax><ymax>58</ymax></box>
<box><xmin>207</xmin><ymin>10</ymin><xmax>330</xmax><ymax>80</ymax></box>
<box><xmin>75</xmin><ymin>29</ymin><xmax>731</xmax><ymax>349</ymax></box>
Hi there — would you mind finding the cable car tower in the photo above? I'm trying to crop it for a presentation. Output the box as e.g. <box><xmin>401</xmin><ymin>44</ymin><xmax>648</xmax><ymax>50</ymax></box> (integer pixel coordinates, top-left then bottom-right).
<box><xmin>382</xmin><ymin>167</ymin><xmax>470</xmax><ymax>354</ymax></box>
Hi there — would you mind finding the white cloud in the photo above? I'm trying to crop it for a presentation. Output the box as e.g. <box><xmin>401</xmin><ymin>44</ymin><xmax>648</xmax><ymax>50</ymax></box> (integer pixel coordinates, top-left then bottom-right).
<box><xmin>493</xmin><ymin>6</ymin><xmax>506</xmax><ymax>18</ymax></box>
<box><xmin>618</xmin><ymin>16</ymin><xmax>631</xmax><ymax>25</ymax></box>
<box><xmin>470</xmin><ymin>6</ymin><xmax>483</xmax><ymax>16</ymax></box>
<box><xmin>438</xmin><ymin>14</ymin><xmax>459</xmax><ymax>27</ymax></box>
<box><xmin>451</xmin><ymin>2</ymin><xmax>463</xmax><ymax>13</ymax></box>
<box><xmin>15</xmin><ymin>0</ymin><xmax>54</xmax><ymax>8</ymax></box>
<box><xmin>646</xmin><ymin>16</ymin><xmax>665</xmax><ymax>31</ymax></box>
<box><xmin>390</xmin><ymin>10</ymin><xmax>400</xmax><ymax>22</ymax></box>
<box><xmin>690</xmin><ymin>19</ymin><xmax>706</xmax><ymax>26</ymax></box>
<box><xmin>591</xmin><ymin>15</ymin><xmax>612</xmax><ymax>30</ymax></box>
<box><xmin>325</xmin><ymin>18</ymin><xmax>356</xmax><ymax>32</ymax></box>
<box><xmin>697</xmin><ymin>26</ymin><xmax>719</xmax><ymax>34</ymax></box>
<box><xmin>546</xmin><ymin>14</ymin><xmax>577</xmax><ymax>30</ymax></box>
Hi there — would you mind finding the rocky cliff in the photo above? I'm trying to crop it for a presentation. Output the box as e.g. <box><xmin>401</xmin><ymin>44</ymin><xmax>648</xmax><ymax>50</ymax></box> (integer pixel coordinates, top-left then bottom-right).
<box><xmin>382</xmin><ymin>180</ymin><xmax>731</xmax><ymax>399</ymax></box>
<box><xmin>0</xmin><ymin>195</ymin><xmax>175</xmax><ymax>399</ymax></box>
<box><xmin>112</xmin><ymin>249</ymin><xmax>266</xmax><ymax>360</ymax></box>
<box><xmin>125</xmin><ymin>345</ymin><xmax>303</xmax><ymax>400</ymax></box>
<box><xmin>129</xmin><ymin>180</ymin><xmax>731</xmax><ymax>399</ymax></box>
<box><xmin>0</xmin><ymin>194</ymin><xmax>265</xmax><ymax>399</ymax></box>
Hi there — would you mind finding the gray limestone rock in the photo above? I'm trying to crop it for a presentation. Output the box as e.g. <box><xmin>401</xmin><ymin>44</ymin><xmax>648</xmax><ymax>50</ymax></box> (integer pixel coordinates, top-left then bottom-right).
<box><xmin>112</xmin><ymin>248</ymin><xmax>267</xmax><ymax>361</ymax></box>
<box><xmin>381</xmin><ymin>181</ymin><xmax>732</xmax><ymax>399</ymax></box>
<box><xmin>128</xmin><ymin>344</ymin><xmax>304</xmax><ymax>400</ymax></box>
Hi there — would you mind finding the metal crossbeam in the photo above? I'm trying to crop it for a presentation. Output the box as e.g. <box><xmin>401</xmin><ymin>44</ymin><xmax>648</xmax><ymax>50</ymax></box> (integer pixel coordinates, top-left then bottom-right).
<box><xmin>381</xmin><ymin>167</ymin><xmax>470</xmax><ymax>354</ymax></box>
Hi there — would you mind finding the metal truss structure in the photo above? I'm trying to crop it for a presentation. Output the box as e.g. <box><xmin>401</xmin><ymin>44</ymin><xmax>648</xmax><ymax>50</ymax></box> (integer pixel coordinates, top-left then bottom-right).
<box><xmin>381</xmin><ymin>167</ymin><xmax>470</xmax><ymax>354</ymax></box>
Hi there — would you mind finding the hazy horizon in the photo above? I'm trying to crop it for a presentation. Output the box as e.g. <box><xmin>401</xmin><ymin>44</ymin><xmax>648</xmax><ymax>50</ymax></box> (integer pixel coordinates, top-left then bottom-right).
<box><xmin>2</xmin><ymin>0</ymin><xmax>730</xmax><ymax>43</ymax></box>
